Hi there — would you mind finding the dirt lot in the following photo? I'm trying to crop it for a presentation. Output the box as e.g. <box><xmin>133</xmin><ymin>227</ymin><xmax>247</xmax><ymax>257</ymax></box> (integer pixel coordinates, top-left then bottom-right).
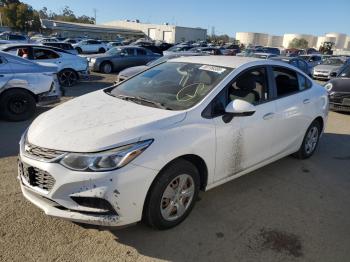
<box><xmin>0</xmin><ymin>73</ymin><xmax>350</xmax><ymax>262</ymax></box>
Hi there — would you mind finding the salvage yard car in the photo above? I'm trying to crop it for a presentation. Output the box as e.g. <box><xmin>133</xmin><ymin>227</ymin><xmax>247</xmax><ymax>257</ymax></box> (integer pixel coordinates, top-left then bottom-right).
<box><xmin>325</xmin><ymin>63</ymin><xmax>350</xmax><ymax>112</ymax></box>
<box><xmin>72</xmin><ymin>39</ymin><xmax>108</xmax><ymax>54</ymax></box>
<box><xmin>18</xmin><ymin>56</ymin><xmax>328</xmax><ymax>229</ymax></box>
<box><xmin>1</xmin><ymin>44</ymin><xmax>89</xmax><ymax>87</ymax></box>
<box><xmin>0</xmin><ymin>51</ymin><xmax>60</xmax><ymax>121</ymax></box>
<box><xmin>88</xmin><ymin>46</ymin><xmax>160</xmax><ymax>74</ymax></box>
<box><xmin>312</xmin><ymin>57</ymin><xmax>350</xmax><ymax>80</ymax></box>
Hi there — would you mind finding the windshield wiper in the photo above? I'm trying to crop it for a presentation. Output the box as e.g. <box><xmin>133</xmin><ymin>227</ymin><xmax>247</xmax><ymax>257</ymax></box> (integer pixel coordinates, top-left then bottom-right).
<box><xmin>116</xmin><ymin>94</ymin><xmax>171</xmax><ymax>110</ymax></box>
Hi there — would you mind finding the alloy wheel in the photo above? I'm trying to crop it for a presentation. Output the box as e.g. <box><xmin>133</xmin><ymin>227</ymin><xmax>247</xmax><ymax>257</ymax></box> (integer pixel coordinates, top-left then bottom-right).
<box><xmin>305</xmin><ymin>126</ymin><xmax>319</xmax><ymax>155</ymax></box>
<box><xmin>160</xmin><ymin>174</ymin><xmax>195</xmax><ymax>221</ymax></box>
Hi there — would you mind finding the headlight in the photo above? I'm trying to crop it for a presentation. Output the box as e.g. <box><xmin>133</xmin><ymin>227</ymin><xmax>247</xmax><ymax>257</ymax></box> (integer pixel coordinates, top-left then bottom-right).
<box><xmin>90</xmin><ymin>58</ymin><xmax>96</xmax><ymax>63</ymax></box>
<box><xmin>60</xmin><ymin>140</ymin><xmax>153</xmax><ymax>171</ymax></box>
<box><xmin>324</xmin><ymin>83</ymin><xmax>333</xmax><ymax>91</ymax></box>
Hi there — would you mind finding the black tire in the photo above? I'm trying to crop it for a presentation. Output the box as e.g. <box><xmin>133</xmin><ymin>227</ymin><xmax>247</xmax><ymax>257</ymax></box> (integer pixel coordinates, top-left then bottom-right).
<box><xmin>58</xmin><ymin>69</ymin><xmax>78</xmax><ymax>87</ymax></box>
<box><xmin>98</xmin><ymin>48</ymin><xmax>106</xmax><ymax>53</ymax></box>
<box><xmin>0</xmin><ymin>89</ymin><xmax>36</xmax><ymax>121</ymax></box>
<box><xmin>100</xmin><ymin>62</ymin><xmax>113</xmax><ymax>74</ymax></box>
<box><xmin>143</xmin><ymin>159</ymin><xmax>200</xmax><ymax>230</ymax></box>
<box><xmin>293</xmin><ymin>120</ymin><xmax>321</xmax><ymax>159</ymax></box>
<box><xmin>75</xmin><ymin>47</ymin><xmax>82</xmax><ymax>54</ymax></box>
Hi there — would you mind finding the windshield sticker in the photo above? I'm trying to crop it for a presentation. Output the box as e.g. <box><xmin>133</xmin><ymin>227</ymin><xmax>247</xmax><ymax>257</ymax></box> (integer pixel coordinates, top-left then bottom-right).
<box><xmin>199</xmin><ymin>65</ymin><xmax>226</xmax><ymax>74</ymax></box>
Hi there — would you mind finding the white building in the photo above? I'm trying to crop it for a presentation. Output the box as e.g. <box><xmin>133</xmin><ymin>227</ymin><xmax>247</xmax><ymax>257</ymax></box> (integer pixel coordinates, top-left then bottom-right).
<box><xmin>235</xmin><ymin>32</ymin><xmax>269</xmax><ymax>46</ymax></box>
<box><xmin>267</xmin><ymin>35</ymin><xmax>283</xmax><ymax>47</ymax></box>
<box><xmin>102</xmin><ymin>20</ymin><xmax>207</xmax><ymax>44</ymax></box>
<box><xmin>283</xmin><ymin>34</ymin><xmax>317</xmax><ymax>49</ymax></box>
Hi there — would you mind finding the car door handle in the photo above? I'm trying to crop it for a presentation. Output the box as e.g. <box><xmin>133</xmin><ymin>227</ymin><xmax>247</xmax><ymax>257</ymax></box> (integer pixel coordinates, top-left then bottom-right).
<box><xmin>263</xmin><ymin>112</ymin><xmax>274</xmax><ymax>120</ymax></box>
<box><xmin>303</xmin><ymin>99</ymin><xmax>311</xmax><ymax>104</ymax></box>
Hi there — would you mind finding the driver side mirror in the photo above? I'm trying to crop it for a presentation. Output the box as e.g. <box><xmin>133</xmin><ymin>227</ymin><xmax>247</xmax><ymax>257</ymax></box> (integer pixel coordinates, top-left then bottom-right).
<box><xmin>223</xmin><ymin>99</ymin><xmax>256</xmax><ymax>123</ymax></box>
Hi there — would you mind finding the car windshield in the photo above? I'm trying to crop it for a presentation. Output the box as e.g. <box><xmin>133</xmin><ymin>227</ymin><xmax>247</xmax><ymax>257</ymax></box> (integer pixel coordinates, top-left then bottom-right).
<box><xmin>106</xmin><ymin>47</ymin><xmax>122</xmax><ymax>55</ymax></box>
<box><xmin>108</xmin><ymin>62</ymin><xmax>232</xmax><ymax>110</ymax></box>
<box><xmin>147</xmin><ymin>56</ymin><xmax>172</xmax><ymax>66</ymax></box>
<box><xmin>322</xmin><ymin>58</ymin><xmax>345</xmax><ymax>65</ymax></box>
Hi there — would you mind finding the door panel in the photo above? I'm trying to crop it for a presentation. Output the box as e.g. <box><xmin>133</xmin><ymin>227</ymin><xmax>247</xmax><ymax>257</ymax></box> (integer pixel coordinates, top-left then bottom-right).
<box><xmin>271</xmin><ymin>66</ymin><xmax>312</xmax><ymax>155</ymax></box>
<box><xmin>212</xmin><ymin>66</ymin><xmax>277</xmax><ymax>182</ymax></box>
<box><xmin>0</xmin><ymin>57</ymin><xmax>13</xmax><ymax>88</ymax></box>
<box><xmin>214</xmin><ymin>101</ymin><xmax>277</xmax><ymax>182</ymax></box>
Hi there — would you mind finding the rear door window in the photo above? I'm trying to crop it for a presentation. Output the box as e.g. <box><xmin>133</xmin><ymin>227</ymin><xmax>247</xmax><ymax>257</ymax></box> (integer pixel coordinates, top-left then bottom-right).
<box><xmin>272</xmin><ymin>67</ymin><xmax>300</xmax><ymax>97</ymax></box>
<box><xmin>33</xmin><ymin>48</ymin><xmax>60</xmax><ymax>60</ymax></box>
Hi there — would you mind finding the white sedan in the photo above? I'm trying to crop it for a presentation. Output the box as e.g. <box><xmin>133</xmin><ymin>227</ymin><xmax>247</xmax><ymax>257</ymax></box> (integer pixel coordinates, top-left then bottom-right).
<box><xmin>18</xmin><ymin>56</ymin><xmax>328</xmax><ymax>229</ymax></box>
<box><xmin>1</xmin><ymin>44</ymin><xmax>89</xmax><ymax>87</ymax></box>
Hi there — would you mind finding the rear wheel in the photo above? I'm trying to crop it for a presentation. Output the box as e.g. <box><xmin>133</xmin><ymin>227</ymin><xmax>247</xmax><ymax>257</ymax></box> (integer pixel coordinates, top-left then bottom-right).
<box><xmin>100</xmin><ymin>62</ymin><xmax>113</xmax><ymax>74</ymax></box>
<box><xmin>0</xmin><ymin>89</ymin><xmax>36</xmax><ymax>121</ymax></box>
<box><xmin>58</xmin><ymin>69</ymin><xmax>78</xmax><ymax>87</ymax></box>
<box><xmin>293</xmin><ymin>120</ymin><xmax>321</xmax><ymax>159</ymax></box>
<box><xmin>143</xmin><ymin>159</ymin><xmax>200</xmax><ymax>230</ymax></box>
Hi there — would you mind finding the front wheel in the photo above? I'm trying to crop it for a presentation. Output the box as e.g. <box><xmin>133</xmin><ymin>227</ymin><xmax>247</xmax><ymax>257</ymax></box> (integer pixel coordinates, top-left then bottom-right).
<box><xmin>0</xmin><ymin>89</ymin><xmax>36</xmax><ymax>121</ymax></box>
<box><xmin>293</xmin><ymin>120</ymin><xmax>321</xmax><ymax>159</ymax></box>
<box><xmin>143</xmin><ymin>159</ymin><xmax>200</xmax><ymax>230</ymax></box>
<box><xmin>100</xmin><ymin>62</ymin><xmax>113</xmax><ymax>74</ymax></box>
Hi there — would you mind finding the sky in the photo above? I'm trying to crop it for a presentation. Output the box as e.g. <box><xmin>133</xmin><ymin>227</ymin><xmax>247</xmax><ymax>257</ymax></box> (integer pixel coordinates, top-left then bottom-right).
<box><xmin>24</xmin><ymin>0</ymin><xmax>350</xmax><ymax>36</ymax></box>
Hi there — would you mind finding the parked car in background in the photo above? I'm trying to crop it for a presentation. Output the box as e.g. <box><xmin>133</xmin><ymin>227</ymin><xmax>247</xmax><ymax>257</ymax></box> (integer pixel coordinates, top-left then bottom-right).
<box><xmin>107</xmin><ymin>41</ymin><xmax>123</xmax><ymax>49</ymax></box>
<box><xmin>64</xmin><ymin>38</ymin><xmax>79</xmax><ymax>44</ymax></box>
<box><xmin>325</xmin><ymin>64</ymin><xmax>350</xmax><ymax>112</ymax></box>
<box><xmin>299</xmin><ymin>54</ymin><xmax>323</xmax><ymax>69</ymax></box>
<box><xmin>43</xmin><ymin>42</ymin><xmax>78</xmax><ymax>55</ymax></box>
<box><xmin>261</xmin><ymin>47</ymin><xmax>280</xmax><ymax>55</ymax></box>
<box><xmin>163</xmin><ymin>45</ymin><xmax>193</xmax><ymax>55</ymax></box>
<box><xmin>220</xmin><ymin>43</ymin><xmax>241</xmax><ymax>56</ymax></box>
<box><xmin>270</xmin><ymin>56</ymin><xmax>311</xmax><ymax>75</ymax></box>
<box><xmin>18</xmin><ymin>56</ymin><xmax>328</xmax><ymax>229</ymax></box>
<box><xmin>116</xmin><ymin>52</ymin><xmax>205</xmax><ymax>82</ymax></box>
<box><xmin>252</xmin><ymin>52</ymin><xmax>278</xmax><ymax>59</ymax></box>
<box><xmin>1</xmin><ymin>44</ymin><xmax>89</xmax><ymax>87</ymax></box>
<box><xmin>312</xmin><ymin>57</ymin><xmax>349</xmax><ymax>80</ymax></box>
<box><xmin>0</xmin><ymin>32</ymin><xmax>28</xmax><ymax>43</ymax></box>
<box><xmin>0</xmin><ymin>51</ymin><xmax>60</xmax><ymax>121</ymax></box>
<box><xmin>73</xmin><ymin>39</ymin><xmax>108</xmax><ymax>54</ymax></box>
<box><xmin>133</xmin><ymin>43</ymin><xmax>163</xmax><ymax>55</ymax></box>
<box><xmin>36</xmin><ymin>38</ymin><xmax>59</xmax><ymax>43</ymax></box>
<box><xmin>88</xmin><ymin>46</ymin><xmax>161</xmax><ymax>73</ymax></box>
<box><xmin>189</xmin><ymin>47</ymin><xmax>223</xmax><ymax>55</ymax></box>
<box><xmin>155</xmin><ymin>42</ymin><xmax>173</xmax><ymax>51</ymax></box>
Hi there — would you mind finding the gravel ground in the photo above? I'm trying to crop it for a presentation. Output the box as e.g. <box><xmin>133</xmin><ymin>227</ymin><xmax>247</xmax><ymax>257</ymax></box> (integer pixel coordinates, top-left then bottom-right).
<box><xmin>0</xmin><ymin>73</ymin><xmax>349</xmax><ymax>262</ymax></box>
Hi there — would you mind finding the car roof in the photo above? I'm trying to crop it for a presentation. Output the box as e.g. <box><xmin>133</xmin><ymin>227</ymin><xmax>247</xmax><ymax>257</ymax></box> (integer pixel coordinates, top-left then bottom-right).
<box><xmin>253</xmin><ymin>52</ymin><xmax>273</xmax><ymax>55</ymax></box>
<box><xmin>169</xmin><ymin>56</ymin><xmax>261</xmax><ymax>68</ymax></box>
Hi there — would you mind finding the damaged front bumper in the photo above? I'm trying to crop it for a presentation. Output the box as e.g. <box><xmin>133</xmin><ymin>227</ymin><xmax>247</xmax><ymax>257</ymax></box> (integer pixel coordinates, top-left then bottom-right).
<box><xmin>18</xmin><ymin>146</ymin><xmax>158</xmax><ymax>227</ymax></box>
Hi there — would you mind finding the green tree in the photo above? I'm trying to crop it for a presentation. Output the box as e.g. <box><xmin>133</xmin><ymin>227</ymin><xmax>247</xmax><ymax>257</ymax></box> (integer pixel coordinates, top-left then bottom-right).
<box><xmin>288</xmin><ymin>38</ymin><xmax>309</xmax><ymax>49</ymax></box>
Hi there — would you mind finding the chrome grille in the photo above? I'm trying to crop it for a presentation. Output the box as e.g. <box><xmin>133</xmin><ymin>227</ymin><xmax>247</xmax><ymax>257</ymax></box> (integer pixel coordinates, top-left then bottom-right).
<box><xmin>19</xmin><ymin>162</ymin><xmax>56</xmax><ymax>191</ymax></box>
<box><xmin>24</xmin><ymin>142</ymin><xmax>65</xmax><ymax>161</ymax></box>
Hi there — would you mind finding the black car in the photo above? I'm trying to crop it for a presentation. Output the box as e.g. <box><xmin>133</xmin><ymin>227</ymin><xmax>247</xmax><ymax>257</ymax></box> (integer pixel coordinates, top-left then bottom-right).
<box><xmin>325</xmin><ymin>64</ymin><xmax>350</xmax><ymax>112</ymax></box>
<box><xmin>270</xmin><ymin>56</ymin><xmax>311</xmax><ymax>76</ymax></box>
<box><xmin>42</xmin><ymin>42</ymin><xmax>78</xmax><ymax>55</ymax></box>
<box><xmin>133</xmin><ymin>43</ymin><xmax>163</xmax><ymax>55</ymax></box>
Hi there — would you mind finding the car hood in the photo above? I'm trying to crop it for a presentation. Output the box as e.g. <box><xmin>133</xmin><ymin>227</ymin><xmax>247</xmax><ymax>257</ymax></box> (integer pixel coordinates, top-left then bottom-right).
<box><xmin>27</xmin><ymin>90</ymin><xmax>186</xmax><ymax>152</ymax></box>
<box><xmin>314</xmin><ymin>64</ymin><xmax>342</xmax><ymax>72</ymax></box>
<box><xmin>119</xmin><ymin>65</ymin><xmax>149</xmax><ymax>77</ymax></box>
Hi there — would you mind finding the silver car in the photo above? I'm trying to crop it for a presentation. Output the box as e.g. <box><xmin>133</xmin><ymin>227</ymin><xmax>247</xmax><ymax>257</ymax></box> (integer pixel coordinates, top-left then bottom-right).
<box><xmin>312</xmin><ymin>57</ymin><xmax>349</xmax><ymax>80</ymax></box>
<box><xmin>88</xmin><ymin>46</ymin><xmax>161</xmax><ymax>74</ymax></box>
<box><xmin>0</xmin><ymin>51</ymin><xmax>61</xmax><ymax>121</ymax></box>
